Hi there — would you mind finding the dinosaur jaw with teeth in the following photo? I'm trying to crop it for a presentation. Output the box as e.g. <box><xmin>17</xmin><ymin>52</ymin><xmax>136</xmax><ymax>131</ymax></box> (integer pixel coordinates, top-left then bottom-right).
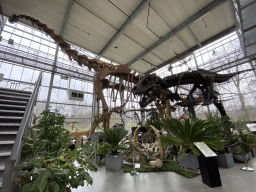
<box><xmin>133</xmin><ymin>91</ymin><xmax>156</xmax><ymax>107</ymax></box>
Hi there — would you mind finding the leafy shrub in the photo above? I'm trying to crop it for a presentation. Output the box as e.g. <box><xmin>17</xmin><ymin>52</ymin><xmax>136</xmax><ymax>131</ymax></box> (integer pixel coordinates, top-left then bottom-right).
<box><xmin>14</xmin><ymin>110</ymin><xmax>98</xmax><ymax>192</ymax></box>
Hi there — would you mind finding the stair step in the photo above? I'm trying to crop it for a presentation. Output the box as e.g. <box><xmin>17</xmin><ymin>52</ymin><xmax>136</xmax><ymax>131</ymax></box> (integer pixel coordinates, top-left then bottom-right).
<box><xmin>0</xmin><ymin>109</ymin><xmax>25</xmax><ymax>117</ymax></box>
<box><xmin>0</xmin><ymin>99</ymin><xmax>27</xmax><ymax>106</ymax></box>
<box><xmin>0</xmin><ymin>116</ymin><xmax>23</xmax><ymax>120</ymax></box>
<box><xmin>0</xmin><ymin>87</ymin><xmax>32</xmax><ymax>95</ymax></box>
<box><xmin>0</xmin><ymin>123</ymin><xmax>20</xmax><ymax>127</ymax></box>
<box><xmin>0</xmin><ymin>104</ymin><xmax>26</xmax><ymax>111</ymax></box>
<box><xmin>0</xmin><ymin>116</ymin><xmax>23</xmax><ymax>123</ymax></box>
<box><xmin>0</xmin><ymin>141</ymin><xmax>15</xmax><ymax>145</ymax></box>
<box><xmin>0</xmin><ymin>90</ymin><xmax>31</xmax><ymax>96</ymax></box>
<box><xmin>0</xmin><ymin>151</ymin><xmax>11</xmax><ymax>157</ymax></box>
<box><xmin>0</xmin><ymin>94</ymin><xmax>30</xmax><ymax>102</ymax></box>
<box><xmin>0</xmin><ymin>131</ymin><xmax>18</xmax><ymax>135</ymax></box>
<box><xmin>0</xmin><ymin>91</ymin><xmax>31</xmax><ymax>99</ymax></box>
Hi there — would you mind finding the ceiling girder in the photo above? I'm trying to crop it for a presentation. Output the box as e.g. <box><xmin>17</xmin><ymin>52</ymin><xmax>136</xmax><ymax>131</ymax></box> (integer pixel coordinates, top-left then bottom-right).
<box><xmin>98</xmin><ymin>0</ymin><xmax>152</xmax><ymax>56</ymax></box>
<box><xmin>127</xmin><ymin>0</ymin><xmax>228</xmax><ymax>66</ymax></box>
<box><xmin>60</xmin><ymin>0</ymin><xmax>74</xmax><ymax>36</ymax></box>
<box><xmin>145</xmin><ymin>25</ymin><xmax>236</xmax><ymax>75</ymax></box>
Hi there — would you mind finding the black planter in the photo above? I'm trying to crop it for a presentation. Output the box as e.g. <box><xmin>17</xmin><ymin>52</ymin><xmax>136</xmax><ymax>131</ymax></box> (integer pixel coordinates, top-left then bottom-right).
<box><xmin>105</xmin><ymin>152</ymin><xmax>123</xmax><ymax>172</ymax></box>
<box><xmin>216</xmin><ymin>153</ymin><xmax>235</xmax><ymax>168</ymax></box>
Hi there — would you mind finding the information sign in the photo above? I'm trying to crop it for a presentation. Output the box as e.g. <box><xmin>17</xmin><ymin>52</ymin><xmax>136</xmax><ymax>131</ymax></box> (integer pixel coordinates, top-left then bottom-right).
<box><xmin>194</xmin><ymin>142</ymin><xmax>217</xmax><ymax>157</ymax></box>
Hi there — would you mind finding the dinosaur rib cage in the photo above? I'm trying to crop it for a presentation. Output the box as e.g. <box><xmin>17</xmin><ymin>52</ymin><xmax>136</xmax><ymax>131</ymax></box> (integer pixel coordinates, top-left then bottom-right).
<box><xmin>104</xmin><ymin>74</ymin><xmax>135</xmax><ymax>110</ymax></box>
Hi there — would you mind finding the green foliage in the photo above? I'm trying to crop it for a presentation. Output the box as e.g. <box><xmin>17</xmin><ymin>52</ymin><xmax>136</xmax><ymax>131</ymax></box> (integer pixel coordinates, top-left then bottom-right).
<box><xmin>160</xmin><ymin>118</ymin><xmax>225</xmax><ymax>158</ymax></box>
<box><xmin>101</xmin><ymin>127</ymin><xmax>128</xmax><ymax>153</ymax></box>
<box><xmin>233</xmin><ymin>145</ymin><xmax>247</xmax><ymax>155</ymax></box>
<box><xmin>15</xmin><ymin>110</ymin><xmax>98</xmax><ymax>192</ymax></box>
<box><xmin>226</xmin><ymin>129</ymin><xmax>255</xmax><ymax>153</ymax></box>
<box><xmin>123</xmin><ymin>156</ymin><xmax>199</xmax><ymax>178</ymax></box>
<box><xmin>205</xmin><ymin>112</ymin><xmax>233</xmax><ymax>137</ymax></box>
<box><xmin>144</xmin><ymin>106</ymin><xmax>163</xmax><ymax>131</ymax></box>
<box><xmin>96</xmin><ymin>142</ymin><xmax>110</xmax><ymax>157</ymax></box>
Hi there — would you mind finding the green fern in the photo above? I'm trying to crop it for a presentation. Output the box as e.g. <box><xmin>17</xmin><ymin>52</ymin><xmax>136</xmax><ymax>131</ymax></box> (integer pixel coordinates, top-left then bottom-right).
<box><xmin>102</xmin><ymin>127</ymin><xmax>128</xmax><ymax>153</ymax></box>
<box><xmin>160</xmin><ymin>118</ymin><xmax>225</xmax><ymax>158</ymax></box>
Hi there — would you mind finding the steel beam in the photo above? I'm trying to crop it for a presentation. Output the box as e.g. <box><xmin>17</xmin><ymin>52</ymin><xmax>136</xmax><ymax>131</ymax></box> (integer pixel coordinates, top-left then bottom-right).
<box><xmin>187</xmin><ymin>27</ymin><xmax>201</xmax><ymax>47</ymax></box>
<box><xmin>59</xmin><ymin>0</ymin><xmax>74</xmax><ymax>36</ymax></box>
<box><xmin>0</xmin><ymin>1</ymin><xmax>7</xmax><ymax>35</ymax></box>
<box><xmin>232</xmin><ymin>0</ymin><xmax>246</xmax><ymax>55</ymax></box>
<box><xmin>98</xmin><ymin>0</ymin><xmax>152</xmax><ymax>56</ymax></box>
<box><xmin>45</xmin><ymin>0</ymin><xmax>74</xmax><ymax>110</ymax></box>
<box><xmin>145</xmin><ymin>25</ymin><xmax>236</xmax><ymax>75</ymax></box>
<box><xmin>127</xmin><ymin>0</ymin><xmax>228</xmax><ymax>66</ymax></box>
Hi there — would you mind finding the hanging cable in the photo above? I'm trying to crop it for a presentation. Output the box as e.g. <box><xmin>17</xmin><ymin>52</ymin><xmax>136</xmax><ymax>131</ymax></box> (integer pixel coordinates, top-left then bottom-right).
<box><xmin>146</xmin><ymin>3</ymin><xmax>160</xmax><ymax>39</ymax></box>
<box><xmin>108</xmin><ymin>0</ymin><xmax>131</xmax><ymax>18</ymax></box>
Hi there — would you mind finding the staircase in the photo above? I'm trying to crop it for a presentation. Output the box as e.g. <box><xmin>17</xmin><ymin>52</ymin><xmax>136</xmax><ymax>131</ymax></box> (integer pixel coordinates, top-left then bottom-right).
<box><xmin>0</xmin><ymin>87</ymin><xmax>32</xmax><ymax>191</ymax></box>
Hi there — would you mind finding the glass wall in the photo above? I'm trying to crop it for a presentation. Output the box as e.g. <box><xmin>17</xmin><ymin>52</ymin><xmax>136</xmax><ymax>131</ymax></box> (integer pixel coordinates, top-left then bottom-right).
<box><xmin>1</xmin><ymin>17</ymin><xmax>255</xmax><ymax>131</ymax></box>
<box><xmin>0</xmin><ymin>18</ymin><xmax>141</xmax><ymax>132</ymax></box>
<box><xmin>154</xmin><ymin>32</ymin><xmax>256</xmax><ymax>121</ymax></box>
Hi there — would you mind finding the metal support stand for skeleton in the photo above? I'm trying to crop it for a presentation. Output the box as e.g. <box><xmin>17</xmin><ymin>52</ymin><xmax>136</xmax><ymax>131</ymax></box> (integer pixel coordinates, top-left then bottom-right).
<box><xmin>239</xmin><ymin>139</ymin><xmax>254</xmax><ymax>172</ymax></box>
<box><xmin>130</xmin><ymin>143</ymin><xmax>139</xmax><ymax>176</ymax></box>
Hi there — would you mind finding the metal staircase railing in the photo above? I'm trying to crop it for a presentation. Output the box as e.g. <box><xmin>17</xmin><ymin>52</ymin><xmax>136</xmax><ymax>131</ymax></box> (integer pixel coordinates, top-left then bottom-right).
<box><xmin>2</xmin><ymin>71</ymin><xmax>43</xmax><ymax>192</ymax></box>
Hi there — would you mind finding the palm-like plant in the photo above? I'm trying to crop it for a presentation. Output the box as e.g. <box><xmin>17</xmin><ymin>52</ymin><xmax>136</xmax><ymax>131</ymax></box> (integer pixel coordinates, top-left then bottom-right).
<box><xmin>205</xmin><ymin>112</ymin><xmax>233</xmax><ymax>138</ymax></box>
<box><xmin>102</xmin><ymin>127</ymin><xmax>128</xmax><ymax>153</ymax></box>
<box><xmin>160</xmin><ymin>118</ymin><xmax>225</xmax><ymax>158</ymax></box>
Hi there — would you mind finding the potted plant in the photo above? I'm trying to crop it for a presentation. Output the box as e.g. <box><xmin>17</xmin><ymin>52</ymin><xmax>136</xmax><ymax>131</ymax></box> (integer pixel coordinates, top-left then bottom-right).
<box><xmin>232</xmin><ymin>145</ymin><xmax>251</xmax><ymax>162</ymax></box>
<box><xmin>102</xmin><ymin>127</ymin><xmax>128</xmax><ymax>171</ymax></box>
<box><xmin>160</xmin><ymin>118</ymin><xmax>224</xmax><ymax>172</ymax></box>
<box><xmin>205</xmin><ymin>113</ymin><xmax>235</xmax><ymax>168</ymax></box>
<box><xmin>226</xmin><ymin>129</ymin><xmax>254</xmax><ymax>162</ymax></box>
<box><xmin>14</xmin><ymin>110</ymin><xmax>98</xmax><ymax>192</ymax></box>
<box><xmin>216</xmin><ymin>149</ymin><xmax>235</xmax><ymax>168</ymax></box>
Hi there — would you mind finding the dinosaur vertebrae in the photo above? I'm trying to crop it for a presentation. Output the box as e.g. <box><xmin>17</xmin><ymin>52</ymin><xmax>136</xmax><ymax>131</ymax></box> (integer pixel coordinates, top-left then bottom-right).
<box><xmin>8</xmin><ymin>14</ymin><xmax>141</xmax><ymax>83</ymax></box>
<box><xmin>9</xmin><ymin>14</ymin><xmax>114</xmax><ymax>71</ymax></box>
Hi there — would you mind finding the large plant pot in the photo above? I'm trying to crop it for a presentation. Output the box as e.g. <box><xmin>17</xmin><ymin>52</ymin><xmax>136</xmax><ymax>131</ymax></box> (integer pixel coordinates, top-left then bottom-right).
<box><xmin>216</xmin><ymin>153</ymin><xmax>235</xmax><ymax>168</ymax></box>
<box><xmin>227</xmin><ymin>144</ymin><xmax>238</xmax><ymax>154</ymax></box>
<box><xmin>178</xmin><ymin>153</ymin><xmax>199</xmax><ymax>172</ymax></box>
<box><xmin>233</xmin><ymin>152</ymin><xmax>251</xmax><ymax>163</ymax></box>
<box><xmin>105</xmin><ymin>152</ymin><xmax>123</xmax><ymax>172</ymax></box>
<box><xmin>251</xmin><ymin>148</ymin><xmax>256</xmax><ymax>157</ymax></box>
<box><xmin>91</xmin><ymin>156</ymin><xmax>101</xmax><ymax>166</ymax></box>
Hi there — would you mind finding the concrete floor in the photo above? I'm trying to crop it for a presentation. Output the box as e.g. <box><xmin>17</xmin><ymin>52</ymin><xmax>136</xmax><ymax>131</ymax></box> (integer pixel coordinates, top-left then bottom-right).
<box><xmin>72</xmin><ymin>158</ymin><xmax>256</xmax><ymax>192</ymax></box>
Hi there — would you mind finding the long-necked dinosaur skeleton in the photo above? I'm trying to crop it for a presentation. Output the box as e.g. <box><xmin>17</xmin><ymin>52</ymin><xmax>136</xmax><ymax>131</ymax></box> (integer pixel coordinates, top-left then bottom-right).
<box><xmin>8</xmin><ymin>14</ymin><xmax>144</xmax><ymax>141</ymax></box>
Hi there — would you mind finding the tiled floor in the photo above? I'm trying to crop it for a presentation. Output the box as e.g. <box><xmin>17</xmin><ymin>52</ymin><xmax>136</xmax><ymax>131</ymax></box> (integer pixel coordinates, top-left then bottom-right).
<box><xmin>72</xmin><ymin>158</ymin><xmax>256</xmax><ymax>192</ymax></box>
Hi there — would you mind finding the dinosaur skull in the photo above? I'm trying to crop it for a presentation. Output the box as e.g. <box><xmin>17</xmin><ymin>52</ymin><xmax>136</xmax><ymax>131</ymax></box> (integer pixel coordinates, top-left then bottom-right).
<box><xmin>132</xmin><ymin>74</ymin><xmax>163</xmax><ymax>107</ymax></box>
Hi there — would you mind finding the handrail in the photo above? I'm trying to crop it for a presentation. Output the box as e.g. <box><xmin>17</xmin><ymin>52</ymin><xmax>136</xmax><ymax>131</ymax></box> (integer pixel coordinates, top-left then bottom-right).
<box><xmin>2</xmin><ymin>71</ymin><xmax>43</xmax><ymax>192</ymax></box>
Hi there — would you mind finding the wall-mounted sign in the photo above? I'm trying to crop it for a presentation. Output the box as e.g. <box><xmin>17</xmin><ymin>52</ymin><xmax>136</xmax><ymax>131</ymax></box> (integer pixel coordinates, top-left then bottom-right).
<box><xmin>194</xmin><ymin>142</ymin><xmax>217</xmax><ymax>157</ymax></box>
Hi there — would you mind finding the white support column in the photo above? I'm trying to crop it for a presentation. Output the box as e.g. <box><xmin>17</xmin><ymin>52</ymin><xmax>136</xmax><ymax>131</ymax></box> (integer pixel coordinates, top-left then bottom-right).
<box><xmin>44</xmin><ymin>0</ymin><xmax>74</xmax><ymax>110</ymax></box>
